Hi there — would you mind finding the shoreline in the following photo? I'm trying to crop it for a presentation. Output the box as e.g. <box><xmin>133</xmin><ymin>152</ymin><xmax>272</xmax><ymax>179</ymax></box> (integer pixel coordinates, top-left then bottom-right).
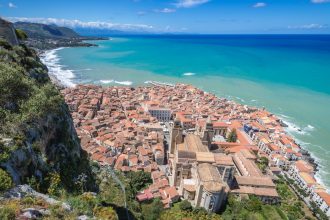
<box><xmin>40</xmin><ymin>48</ymin><xmax>73</xmax><ymax>89</ymax></box>
<box><xmin>40</xmin><ymin>48</ymin><xmax>329</xmax><ymax>194</ymax></box>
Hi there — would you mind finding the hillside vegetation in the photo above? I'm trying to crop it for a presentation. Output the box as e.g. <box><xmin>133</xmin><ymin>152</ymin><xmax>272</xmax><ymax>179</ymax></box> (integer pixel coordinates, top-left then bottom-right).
<box><xmin>0</xmin><ymin>32</ymin><xmax>94</xmax><ymax>193</ymax></box>
<box><xmin>14</xmin><ymin>22</ymin><xmax>80</xmax><ymax>39</ymax></box>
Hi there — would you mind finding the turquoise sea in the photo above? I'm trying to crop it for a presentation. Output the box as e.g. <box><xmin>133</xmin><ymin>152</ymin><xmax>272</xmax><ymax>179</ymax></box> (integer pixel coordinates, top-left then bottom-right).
<box><xmin>42</xmin><ymin>35</ymin><xmax>330</xmax><ymax>190</ymax></box>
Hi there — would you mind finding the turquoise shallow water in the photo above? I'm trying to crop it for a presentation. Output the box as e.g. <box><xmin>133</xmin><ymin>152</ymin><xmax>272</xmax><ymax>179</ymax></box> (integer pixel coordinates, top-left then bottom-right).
<box><xmin>50</xmin><ymin>35</ymin><xmax>330</xmax><ymax>190</ymax></box>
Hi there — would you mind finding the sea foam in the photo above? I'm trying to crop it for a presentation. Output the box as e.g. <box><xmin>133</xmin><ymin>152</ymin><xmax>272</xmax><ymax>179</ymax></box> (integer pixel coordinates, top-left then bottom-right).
<box><xmin>114</xmin><ymin>81</ymin><xmax>133</xmax><ymax>86</ymax></box>
<box><xmin>183</xmin><ymin>72</ymin><xmax>196</xmax><ymax>76</ymax></box>
<box><xmin>100</xmin><ymin>80</ymin><xmax>114</xmax><ymax>84</ymax></box>
<box><xmin>40</xmin><ymin>48</ymin><xmax>76</xmax><ymax>87</ymax></box>
<box><xmin>99</xmin><ymin>79</ymin><xmax>133</xmax><ymax>86</ymax></box>
<box><xmin>278</xmin><ymin>116</ymin><xmax>316</xmax><ymax>136</ymax></box>
<box><xmin>281</xmin><ymin>120</ymin><xmax>328</xmax><ymax>192</ymax></box>
<box><xmin>144</xmin><ymin>81</ymin><xmax>175</xmax><ymax>86</ymax></box>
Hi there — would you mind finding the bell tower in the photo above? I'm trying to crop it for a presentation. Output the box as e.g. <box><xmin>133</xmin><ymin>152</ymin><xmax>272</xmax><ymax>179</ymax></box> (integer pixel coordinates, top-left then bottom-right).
<box><xmin>202</xmin><ymin>116</ymin><xmax>214</xmax><ymax>149</ymax></box>
<box><xmin>169</xmin><ymin>117</ymin><xmax>183</xmax><ymax>154</ymax></box>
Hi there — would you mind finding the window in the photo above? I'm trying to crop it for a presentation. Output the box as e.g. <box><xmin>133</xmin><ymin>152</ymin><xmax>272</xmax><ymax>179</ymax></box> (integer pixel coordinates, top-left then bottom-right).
<box><xmin>209</xmin><ymin>195</ymin><xmax>215</xmax><ymax>211</ymax></box>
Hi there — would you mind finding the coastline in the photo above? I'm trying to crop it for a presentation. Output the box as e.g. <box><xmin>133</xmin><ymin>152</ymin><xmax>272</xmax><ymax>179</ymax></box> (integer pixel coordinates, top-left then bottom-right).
<box><xmin>40</xmin><ymin>47</ymin><xmax>328</xmax><ymax>194</ymax></box>
<box><xmin>40</xmin><ymin>48</ymin><xmax>74</xmax><ymax>89</ymax></box>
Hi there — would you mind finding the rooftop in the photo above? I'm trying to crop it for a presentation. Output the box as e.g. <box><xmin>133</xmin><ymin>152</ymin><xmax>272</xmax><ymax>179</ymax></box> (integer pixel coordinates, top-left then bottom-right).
<box><xmin>197</xmin><ymin>163</ymin><xmax>224</xmax><ymax>193</ymax></box>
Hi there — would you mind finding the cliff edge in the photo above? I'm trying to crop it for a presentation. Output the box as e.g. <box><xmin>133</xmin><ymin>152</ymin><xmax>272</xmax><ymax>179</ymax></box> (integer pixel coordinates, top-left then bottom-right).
<box><xmin>0</xmin><ymin>18</ymin><xmax>19</xmax><ymax>46</ymax></box>
<box><xmin>0</xmin><ymin>18</ymin><xmax>94</xmax><ymax>193</ymax></box>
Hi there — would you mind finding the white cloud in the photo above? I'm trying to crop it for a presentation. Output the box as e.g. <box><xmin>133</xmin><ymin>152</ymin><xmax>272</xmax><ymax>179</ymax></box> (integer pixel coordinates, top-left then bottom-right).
<box><xmin>175</xmin><ymin>0</ymin><xmax>210</xmax><ymax>8</ymax></box>
<box><xmin>311</xmin><ymin>0</ymin><xmax>330</xmax><ymax>3</ymax></box>
<box><xmin>7</xmin><ymin>17</ymin><xmax>154</xmax><ymax>32</ymax></box>
<box><xmin>253</xmin><ymin>2</ymin><xmax>266</xmax><ymax>8</ymax></box>
<box><xmin>8</xmin><ymin>2</ymin><xmax>17</xmax><ymax>8</ymax></box>
<box><xmin>154</xmin><ymin>8</ymin><xmax>176</xmax><ymax>13</ymax></box>
<box><xmin>288</xmin><ymin>24</ymin><xmax>328</xmax><ymax>29</ymax></box>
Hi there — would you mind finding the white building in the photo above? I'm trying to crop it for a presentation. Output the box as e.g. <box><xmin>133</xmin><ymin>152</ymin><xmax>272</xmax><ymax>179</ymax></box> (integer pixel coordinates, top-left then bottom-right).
<box><xmin>310</xmin><ymin>188</ymin><xmax>330</xmax><ymax>217</ymax></box>
<box><xmin>147</xmin><ymin>107</ymin><xmax>172</xmax><ymax>122</ymax></box>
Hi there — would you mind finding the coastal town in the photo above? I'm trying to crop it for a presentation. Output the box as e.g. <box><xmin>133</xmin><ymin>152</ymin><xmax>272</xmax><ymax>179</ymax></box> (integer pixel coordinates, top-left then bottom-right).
<box><xmin>62</xmin><ymin>83</ymin><xmax>330</xmax><ymax>217</ymax></box>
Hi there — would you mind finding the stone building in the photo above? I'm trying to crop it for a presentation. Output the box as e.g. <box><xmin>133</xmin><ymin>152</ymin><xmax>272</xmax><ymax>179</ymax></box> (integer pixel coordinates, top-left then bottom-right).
<box><xmin>168</xmin><ymin>121</ymin><xmax>231</xmax><ymax>212</ymax></box>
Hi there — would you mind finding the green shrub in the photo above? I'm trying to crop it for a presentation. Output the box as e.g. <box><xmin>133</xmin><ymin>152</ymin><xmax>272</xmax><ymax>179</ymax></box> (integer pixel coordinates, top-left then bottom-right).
<box><xmin>179</xmin><ymin>200</ymin><xmax>192</xmax><ymax>211</ymax></box>
<box><xmin>227</xmin><ymin>128</ymin><xmax>237</xmax><ymax>142</ymax></box>
<box><xmin>93</xmin><ymin>206</ymin><xmax>118</xmax><ymax>220</ymax></box>
<box><xmin>15</xmin><ymin>29</ymin><xmax>28</xmax><ymax>40</ymax></box>
<box><xmin>48</xmin><ymin>204</ymin><xmax>68</xmax><ymax>219</ymax></box>
<box><xmin>0</xmin><ymin>168</ymin><xmax>13</xmax><ymax>192</ymax></box>
<box><xmin>126</xmin><ymin>171</ymin><xmax>152</xmax><ymax>197</ymax></box>
<box><xmin>0</xmin><ymin>63</ymin><xmax>33</xmax><ymax>111</ymax></box>
<box><xmin>68</xmin><ymin>193</ymin><xmax>99</xmax><ymax>216</ymax></box>
<box><xmin>141</xmin><ymin>199</ymin><xmax>163</xmax><ymax>220</ymax></box>
<box><xmin>0</xmin><ymin>38</ymin><xmax>12</xmax><ymax>50</ymax></box>
<box><xmin>21</xmin><ymin>196</ymin><xmax>37</xmax><ymax>205</ymax></box>
<box><xmin>47</xmin><ymin>172</ymin><xmax>62</xmax><ymax>197</ymax></box>
<box><xmin>0</xmin><ymin>141</ymin><xmax>11</xmax><ymax>163</ymax></box>
<box><xmin>0</xmin><ymin>206</ymin><xmax>16</xmax><ymax>220</ymax></box>
<box><xmin>20</xmin><ymin>83</ymin><xmax>63</xmax><ymax>121</ymax></box>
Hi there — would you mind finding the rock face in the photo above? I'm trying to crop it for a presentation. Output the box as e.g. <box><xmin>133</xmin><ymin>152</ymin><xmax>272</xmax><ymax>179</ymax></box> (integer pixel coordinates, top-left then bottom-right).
<box><xmin>0</xmin><ymin>18</ymin><xmax>94</xmax><ymax>191</ymax></box>
<box><xmin>0</xmin><ymin>18</ymin><xmax>19</xmax><ymax>45</ymax></box>
<box><xmin>2</xmin><ymin>184</ymin><xmax>71</xmax><ymax>210</ymax></box>
<box><xmin>2</xmin><ymin>108</ymin><xmax>82</xmax><ymax>186</ymax></box>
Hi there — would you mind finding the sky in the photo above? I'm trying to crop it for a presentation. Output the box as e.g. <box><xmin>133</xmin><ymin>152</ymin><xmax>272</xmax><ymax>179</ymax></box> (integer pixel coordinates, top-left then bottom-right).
<box><xmin>0</xmin><ymin>0</ymin><xmax>330</xmax><ymax>34</ymax></box>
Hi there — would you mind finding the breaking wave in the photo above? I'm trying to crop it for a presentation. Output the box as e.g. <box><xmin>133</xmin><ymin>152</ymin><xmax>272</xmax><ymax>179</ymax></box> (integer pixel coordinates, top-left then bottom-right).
<box><xmin>183</xmin><ymin>72</ymin><xmax>196</xmax><ymax>76</ymax></box>
<box><xmin>100</xmin><ymin>80</ymin><xmax>114</xmax><ymax>84</ymax></box>
<box><xmin>99</xmin><ymin>79</ymin><xmax>133</xmax><ymax>86</ymax></box>
<box><xmin>40</xmin><ymin>48</ymin><xmax>76</xmax><ymax>87</ymax></box>
<box><xmin>114</xmin><ymin>81</ymin><xmax>133</xmax><ymax>86</ymax></box>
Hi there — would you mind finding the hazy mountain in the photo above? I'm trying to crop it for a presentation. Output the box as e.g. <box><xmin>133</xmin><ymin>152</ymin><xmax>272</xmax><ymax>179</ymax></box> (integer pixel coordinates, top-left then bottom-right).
<box><xmin>14</xmin><ymin>22</ymin><xmax>80</xmax><ymax>39</ymax></box>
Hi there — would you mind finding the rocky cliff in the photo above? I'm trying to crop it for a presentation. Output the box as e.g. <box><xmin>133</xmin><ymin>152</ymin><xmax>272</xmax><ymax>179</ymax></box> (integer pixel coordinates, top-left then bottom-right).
<box><xmin>0</xmin><ymin>19</ymin><xmax>94</xmax><ymax>193</ymax></box>
<box><xmin>0</xmin><ymin>18</ymin><xmax>19</xmax><ymax>46</ymax></box>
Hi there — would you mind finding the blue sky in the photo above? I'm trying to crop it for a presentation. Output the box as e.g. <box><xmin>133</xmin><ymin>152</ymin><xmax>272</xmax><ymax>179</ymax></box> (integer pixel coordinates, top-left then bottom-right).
<box><xmin>1</xmin><ymin>0</ymin><xmax>330</xmax><ymax>34</ymax></box>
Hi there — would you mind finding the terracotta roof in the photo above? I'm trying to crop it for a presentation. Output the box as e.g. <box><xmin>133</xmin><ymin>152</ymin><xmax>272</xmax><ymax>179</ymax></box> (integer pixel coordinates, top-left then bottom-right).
<box><xmin>318</xmin><ymin>191</ymin><xmax>330</xmax><ymax>206</ymax></box>
<box><xmin>214</xmin><ymin>153</ymin><xmax>234</xmax><ymax>166</ymax></box>
<box><xmin>213</xmin><ymin>121</ymin><xmax>229</xmax><ymax>127</ymax></box>
<box><xmin>299</xmin><ymin>172</ymin><xmax>316</xmax><ymax>186</ymax></box>
<box><xmin>232</xmin><ymin>186</ymin><xmax>279</xmax><ymax>197</ymax></box>
<box><xmin>197</xmin><ymin>163</ymin><xmax>224</xmax><ymax>193</ymax></box>
<box><xmin>295</xmin><ymin>160</ymin><xmax>314</xmax><ymax>173</ymax></box>
<box><xmin>184</xmin><ymin>134</ymin><xmax>209</xmax><ymax>152</ymax></box>
<box><xmin>235</xmin><ymin>176</ymin><xmax>276</xmax><ymax>188</ymax></box>
<box><xmin>184</xmin><ymin>184</ymin><xmax>196</xmax><ymax>192</ymax></box>
<box><xmin>196</xmin><ymin>152</ymin><xmax>215</xmax><ymax>163</ymax></box>
<box><xmin>164</xmin><ymin>186</ymin><xmax>179</xmax><ymax>200</ymax></box>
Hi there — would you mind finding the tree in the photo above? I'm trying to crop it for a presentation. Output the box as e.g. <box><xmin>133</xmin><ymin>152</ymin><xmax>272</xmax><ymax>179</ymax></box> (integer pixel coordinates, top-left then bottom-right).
<box><xmin>141</xmin><ymin>199</ymin><xmax>163</xmax><ymax>220</ymax></box>
<box><xmin>127</xmin><ymin>171</ymin><xmax>152</xmax><ymax>196</ymax></box>
<box><xmin>245</xmin><ymin>195</ymin><xmax>262</xmax><ymax>212</ymax></box>
<box><xmin>179</xmin><ymin>200</ymin><xmax>192</xmax><ymax>211</ymax></box>
<box><xmin>0</xmin><ymin>168</ymin><xmax>13</xmax><ymax>192</ymax></box>
<box><xmin>227</xmin><ymin>129</ymin><xmax>238</xmax><ymax>142</ymax></box>
<box><xmin>258</xmin><ymin>157</ymin><xmax>269</xmax><ymax>173</ymax></box>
